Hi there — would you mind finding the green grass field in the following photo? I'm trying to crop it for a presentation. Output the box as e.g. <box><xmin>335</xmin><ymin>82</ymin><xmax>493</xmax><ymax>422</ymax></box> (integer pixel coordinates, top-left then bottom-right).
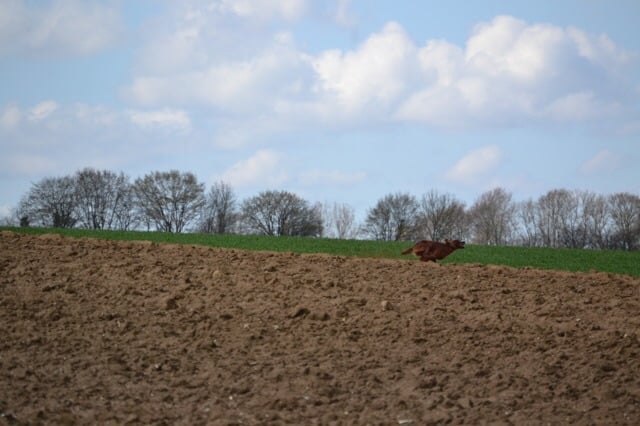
<box><xmin>2</xmin><ymin>227</ymin><xmax>639</xmax><ymax>277</ymax></box>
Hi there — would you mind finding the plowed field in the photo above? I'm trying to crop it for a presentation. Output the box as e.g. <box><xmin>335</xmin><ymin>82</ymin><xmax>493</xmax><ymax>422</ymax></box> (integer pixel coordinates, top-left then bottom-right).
<box><xmin>1</xmin><ymin>231</ymin><xmax>639</xmax><ymax>424</ymax></box>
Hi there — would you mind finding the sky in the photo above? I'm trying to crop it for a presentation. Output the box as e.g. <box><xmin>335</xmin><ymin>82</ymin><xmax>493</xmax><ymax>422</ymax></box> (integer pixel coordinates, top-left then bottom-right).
<box><xmin>1</xmin><ymin>0</ymin><xmax>639</xmax><ymax>221</ymax></box>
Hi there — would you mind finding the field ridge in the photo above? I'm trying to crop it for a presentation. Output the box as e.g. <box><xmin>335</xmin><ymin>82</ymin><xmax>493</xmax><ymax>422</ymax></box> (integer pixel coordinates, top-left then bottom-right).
<box><xmin>2</xmin><ymin>226</ymin><xmax>639</xmax><ymax>277</ymax></box>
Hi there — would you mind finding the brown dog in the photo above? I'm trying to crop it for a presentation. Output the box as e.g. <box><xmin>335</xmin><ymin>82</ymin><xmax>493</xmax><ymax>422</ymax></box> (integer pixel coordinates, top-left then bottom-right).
<box><xmin>401</xmin><ymin>239</ymin><xmax>465</xmax><ymax>262</ymax></box>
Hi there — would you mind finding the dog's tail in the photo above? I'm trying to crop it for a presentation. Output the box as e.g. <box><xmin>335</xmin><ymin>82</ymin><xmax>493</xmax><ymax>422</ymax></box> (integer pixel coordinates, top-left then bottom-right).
<box><xmin>401</xmin><ymin>247</ymin><xmax>414</xmax><ymax>255</ymax></box>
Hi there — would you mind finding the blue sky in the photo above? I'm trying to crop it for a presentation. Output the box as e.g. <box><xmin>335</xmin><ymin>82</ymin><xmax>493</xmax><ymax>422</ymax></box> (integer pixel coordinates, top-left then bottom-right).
<box><xmin>1</xmin><ymin>0</ymin><xmax>639</xmax><ymax>220</ymax></box>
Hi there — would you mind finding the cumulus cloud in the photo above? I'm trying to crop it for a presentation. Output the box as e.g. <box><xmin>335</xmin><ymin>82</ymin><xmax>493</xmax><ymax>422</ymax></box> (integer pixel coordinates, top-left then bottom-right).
<box><xmin>395</xmin><ymin>16</ymin><xmax>635</xmax><ymax>127</ymax></box>
<box><xmin>124</xmin><ymin>10</ymin><xmax>637</xmax><ymax>133</ymax></box>
<box><xmin>311</xmin><ymin>22</ymin><xmax>419</xmax><ymax>114</ymax></box>
<box><xmin>219</xmin><ymin>150</ymin><xmax>288</xmax><ymax>188</ymax></box>
<box><xmin>0</xmin><ymin>0</ymin><xmax>123</xmax><ymax>57</ymax></box>
<box><xmin>126</xmin><ymin>4</ymin><xmax>420</xmax><ymax>120</ymax></box>
<box><xmin>126</xmin><ymin>22</ymin><xmax>311</xmax><ymax>116</ymax></box>
<box><xmin>132</xmin><ymin>0</ymin><xmax>312</xmax><ymax>75</ymax></box>
<box><xmin>445</xmin><ymin>145</ymin><xmax>504</xmax><ymax>184</ymax></box>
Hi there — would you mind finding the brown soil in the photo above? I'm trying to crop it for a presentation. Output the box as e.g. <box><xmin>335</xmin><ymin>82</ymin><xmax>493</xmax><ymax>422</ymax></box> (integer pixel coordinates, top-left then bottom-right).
<box><xmin>1</xmin><ymin>231</ymin><xmax>639</xmax><ymax>425</ymax></box>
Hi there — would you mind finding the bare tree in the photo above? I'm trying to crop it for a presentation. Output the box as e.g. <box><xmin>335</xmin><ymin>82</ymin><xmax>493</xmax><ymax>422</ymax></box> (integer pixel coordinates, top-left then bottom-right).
<box><xmin>554</xmin><ymin>190</ymin><xmax>606</xmax><ymax>249</ymax></box>
<box><xmin>469</xmin><ymin>187</ymin><xmax>515</xmax><ymax>245</ymax></box>
<box><xmin>198</xmin><ymin>181</ymin><xmax>238</xmax><ymax>234</ymax></box>
<box><xmin>322</xmin><ymin>202</ymin><xmax>358</xmax><ymax>239</ymax></box>
<box><xmin>416</xmin><ymin>190</ymin><xmax>468</xmax><ymax>241</ymax></box>
<box><xmin>111</xmin><ymin>184</ymin><xmax>138</xmax><ymax>231</ymax></box>
<box><xmin>74</xmin><ymin>168</ymin><xmax>133</xmax><ymax>230</ymax></box>
<box><xmin>516</xmin><ymin>199</ymin><xmax>540</xmax><ymax>247</ymax></box>
<box><xmin>530</xmin><ymin>189</ymin><xmax>609</xmax><ymax>249</ymax></box>
<box><xmin>240</xmin><ymin>190</ymin><xmax>323</xmax><ymax>237</ymax></box>
<box><xmin>535</xmin><ymin>189</ymin><xmax>574</xmax><ymax>248</ymax></box>
<box><xmin>17</xmin><ymin>176</ymin><xmax>77</xmax><ymax>228</ymax></box>
<box><xmin>559</xmin><ymin>190</ymin><xmax>586</xmax><ymax>248</ymax></box>
<box><xmin>608</xmin><ymin>192</ymin><xmax>640</xmax><ymax>250</ymax></box>
<box><xmin>578</xmin><ymin>191</ymin><xmax>610</xmax><ymax>249</ymax></box>
<box><xmin>332</xmin><ymin>202</ymin><xmax>358</xmax><ymax>239</ymax></box>
<box><xmin>517</xmin><ymin>190</ymin><xmax>612</xmax><ymax>249</ymax></box>
<box><xmin>363</xmin><ymin>193</ymin><xmax>418</xmax><ymax>241</ymax></box>
<box><xmin>133</xmin><ymin>170</ymin><xmax>205</xmax><ymax>233</ymax></box>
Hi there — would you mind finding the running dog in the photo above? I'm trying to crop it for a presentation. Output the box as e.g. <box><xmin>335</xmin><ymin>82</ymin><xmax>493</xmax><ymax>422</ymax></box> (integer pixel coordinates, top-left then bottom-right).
<box><xmin>401</xmin><ymin>239</ymin><xmax>465</xmax><ymax>262</ymax></box>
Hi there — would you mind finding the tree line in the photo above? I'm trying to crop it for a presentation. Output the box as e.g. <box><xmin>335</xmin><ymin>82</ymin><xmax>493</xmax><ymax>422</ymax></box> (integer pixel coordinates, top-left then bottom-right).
<box><xmin>7</xmin><ymin>168</ymin><xmax>640</xmax><ymax>251</ymax></box>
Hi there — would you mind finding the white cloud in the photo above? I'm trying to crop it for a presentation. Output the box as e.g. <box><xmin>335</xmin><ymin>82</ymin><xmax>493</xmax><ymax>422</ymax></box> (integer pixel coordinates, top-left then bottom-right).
<box><xmin>395</xmin><ymin>16</ymin><xmax>636</xmax><ymax>128</ymax></box>
<box><xmin>542</xmin><ymin>91</ymin><xmax>621</xmax><ymax>122</ymax></box>
<box><xmin>580</xmin><ymin>150</ymin><xmax>622</xmax><ymax>175</ymax></box>
<box><xmin>466</xmin><ymin>16</ymin><xmax>565</xmax><ymax>82</ymax></box>
<box><xmin>127</xmin><ymin>109</ymin><xmax>191</xmax><ymax>131</ymax></box>
<box><xmin>2</xmin><ymin>101</ymin><xmax>197</xmax><ymax>138</ymax></box>
<box><xmin>311</xmin><ymin>22</ymin><xmax>418</xmax><ymax>114</ymax></box>
<box><xmin>215</xmin><ymin>0</ymin><xmax>308</xmax><ymax>21</ymax></box>
<box><xmin>0</xmin><ymin>102</ymin><xmax>200</xmax><ymax>181</ymax></box>
<box><xmin>0</xmin><ymin>0</ymin><xmax>123</xmax><ymax>57</ymax></box>
<box><xmin>29</xmin><ymin>101</ymin><xmax>59</xmax><ymax>121</ymax></box>
<box><xmin>567</xmin><ymin>26</ymin><xmax>633</xmax><ymax>69</ymax></box>
<box><xmin>445</xmin><ymin>145</ymin><xmax>503</xmax><ymax>184</ymax></box>
<box><xmin>116</xmin><ymin>7</ymin><xmax>640</xmax><ymax>159</ymax></box>
<box><xmin>132</xmin><ymin>0</ymin><xmax>310</xmax><ymax>75</ymax></box>
<box><xmin>125</xmin><ymin>31</ymin><xmax>309</xmax><ymax>114</ymax></box>
<box><xmin>212</xmin><ymin>0</ymin><xmax>352</xmax><ymax>26</ymax></box>
<box><xmin>299</xmin><ymin>169</ymin><xmax>366</xmax><ymax>186</ymax></box>
<box><xmin>219</xmin><ymin>150</ymin><xmax>288</xmax><ymax>188</ymax></box>
<box><xmin>4</xmin><ymin>102</ymin><xmax>133</xmax><ymax>131</ymax></box>
<box><xmin>124</xmin><ymin>8</ymin><xmax>637</xmax><ymax>134</ymax></box>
